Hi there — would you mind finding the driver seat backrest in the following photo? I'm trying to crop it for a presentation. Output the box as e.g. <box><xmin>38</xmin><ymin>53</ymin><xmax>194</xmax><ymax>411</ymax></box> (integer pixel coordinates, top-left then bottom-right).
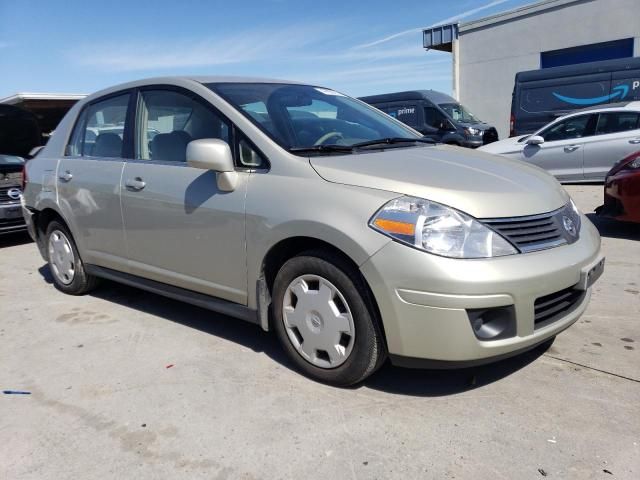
<box><xmin>92</xmin><ymin>133</ymin><xmax>122</xmax><ymax>157</ymax></box>
<box><xmin>151</xmin><ymin>130</ymin><xmax>192</xmax><ymax>162</ymax></box>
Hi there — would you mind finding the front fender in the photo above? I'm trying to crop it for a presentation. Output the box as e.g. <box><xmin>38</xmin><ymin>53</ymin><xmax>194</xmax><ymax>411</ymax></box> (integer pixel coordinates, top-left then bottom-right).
<box><xmin>245</xmin><ymin>174</ymin><xmax>395</xmax><ymax>310</ymax></box>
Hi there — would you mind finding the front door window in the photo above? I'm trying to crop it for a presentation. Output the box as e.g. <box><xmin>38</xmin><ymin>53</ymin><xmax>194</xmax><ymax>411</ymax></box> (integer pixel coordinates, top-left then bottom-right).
<box><xmin>136</xmin><ymin>90</ymin><xmax>230</xmax><ymax>162</ymax></box>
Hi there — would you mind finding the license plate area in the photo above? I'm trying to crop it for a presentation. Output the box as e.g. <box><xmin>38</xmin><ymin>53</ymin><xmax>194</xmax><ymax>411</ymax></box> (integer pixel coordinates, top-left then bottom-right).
<box><xmin>0</xmin><ymin>205</ymin><xmax>22</xmax><ymax>220</ymax></box>
<box><xmin>0</xmin><ymin>205</ymin><xmax>22</xmax><ymax>219</ymax></box>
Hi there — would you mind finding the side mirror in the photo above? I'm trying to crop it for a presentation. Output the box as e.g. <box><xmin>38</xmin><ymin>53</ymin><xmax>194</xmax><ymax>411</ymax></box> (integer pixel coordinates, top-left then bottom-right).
<box><xmin>526</xmin><ymin>135</ymin><xmax>544</xmax><ymax>146</ymax></box>
<box><xmin>187</xmin><ymin>139</ymin><xmax>237</xmax><ymax>192</ymax></box>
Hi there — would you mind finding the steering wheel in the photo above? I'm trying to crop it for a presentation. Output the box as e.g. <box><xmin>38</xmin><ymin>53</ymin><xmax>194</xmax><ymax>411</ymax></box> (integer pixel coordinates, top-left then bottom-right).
<box><xmin>314</xmin><ymin>131</ymin><xmax>344</xmax><ymax>146</ymax></box>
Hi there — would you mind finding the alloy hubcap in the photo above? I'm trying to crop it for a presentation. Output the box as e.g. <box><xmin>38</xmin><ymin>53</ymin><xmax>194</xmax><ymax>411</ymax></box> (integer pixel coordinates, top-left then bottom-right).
<box><xmin>48</xmin><ymin>230</ymin><xmax>75</xmax><ymax>285</ymax></box>
<box><xmin>282</xmin><ymin>274</ymin><xmax>355</xmax><ymax>369</ymax></box>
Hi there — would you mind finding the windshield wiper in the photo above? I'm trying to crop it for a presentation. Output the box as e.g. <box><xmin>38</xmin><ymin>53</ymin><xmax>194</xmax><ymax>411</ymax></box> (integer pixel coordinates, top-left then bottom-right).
<box><xmin>288</xmin><ymin>137</ymin><xmax>434</xmax><ymax>155</ymax></box>
<box><xmin>288</xmin><ymin>144</ymin><xmax>354</xmax><ymax>154</ymax></box>
<box><xmin>350</xmin><ymin>137</ymin><xmax>435</xmax><ymax>149</ymax></box>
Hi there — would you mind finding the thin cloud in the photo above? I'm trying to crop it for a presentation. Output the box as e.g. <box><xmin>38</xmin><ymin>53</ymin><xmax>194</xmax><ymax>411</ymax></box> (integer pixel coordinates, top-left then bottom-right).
<box><xmin>74</xmin><ymin>26</ymin><xmax>330</xmax><ymax>72</ymax></box>
<box><xmin>0</xmin><ymin>41</ymin><xmax>10</xmax><ymax>49</ymax></box>
<box><xmin>354</xmin><ymin>0</ymin><xmax>511</xmax><ymax>49</ymax></box>
<box><xmin>309</xmin><ymin>60</ymin><xmax>450</xmax><ymax>83</ymax></box>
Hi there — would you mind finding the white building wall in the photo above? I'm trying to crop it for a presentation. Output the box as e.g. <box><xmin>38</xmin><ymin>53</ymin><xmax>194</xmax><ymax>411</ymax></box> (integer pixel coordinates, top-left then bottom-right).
<box><xmin>456</xmin><ymin>0</ymin><xmax>640</xmax><ymax>138</ymax></box>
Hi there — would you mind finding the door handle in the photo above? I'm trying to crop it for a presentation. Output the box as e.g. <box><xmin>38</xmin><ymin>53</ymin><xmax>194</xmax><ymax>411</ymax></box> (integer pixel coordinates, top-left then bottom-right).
<box><xmin>629</xmin><ymin>139</ymin><xmax>640</xmax><ymax>144</ymax></box>
<box><xmin>58</xmin><ymin>171</ymin><xmax>73</xmax><ymax>182</ymax></box>
<box><xmin>564</xmin><ymin>145</ymin><xmax>580</xmax><ymax>153</ymax></box>
<box><xmin>125</xmin><ymin>178</ymin><xmax>146</xmax><ymax>191</ymax></box>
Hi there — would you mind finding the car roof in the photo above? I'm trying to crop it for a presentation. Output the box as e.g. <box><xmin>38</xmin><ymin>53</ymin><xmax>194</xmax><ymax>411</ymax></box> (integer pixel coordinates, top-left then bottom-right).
<box><xmin>552</xmin><ymin>101</ymin><xmax>640</xmax><ymax>123</ymax></box>
<box><xmin>535</xmin><ymin>100</ymin><xmax>640</xmax><ymax>133</ymax></box>
<box><xmin>359</xmin><ymin>89</ymin><xmax>457</xmax><ymax>104</ymax></box>
<box><xmin>80</xmin><ymin>76</ymin><xmax>308</xmax><ymax>104</ymax></box>
<box><xmin>187</xmin><ymin>75</ymin><xmax>304</xmax><ymax>85</ymax></box>
<box><xmin>570</xmin><ymin>100</ymin><xmax>640</xmax><ymax>114</ymax></box>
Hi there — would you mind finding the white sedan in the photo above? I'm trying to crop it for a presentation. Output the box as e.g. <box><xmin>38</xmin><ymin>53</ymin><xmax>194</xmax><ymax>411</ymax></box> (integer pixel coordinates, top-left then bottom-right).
<box><xmin>480</xmin><ymin>102</ymin><xmax>640</xmax><ymax>182</ymax></box>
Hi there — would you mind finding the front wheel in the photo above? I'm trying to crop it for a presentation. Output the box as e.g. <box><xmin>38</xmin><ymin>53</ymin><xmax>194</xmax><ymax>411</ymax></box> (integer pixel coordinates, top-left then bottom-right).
<box><xmin>45</xmin><ymin>220</ymin><xmax>99</xmax><ymax>295</ymax></box>
<box><xmin>272</xmin><ymin>251</ymin><xmax>386</xmax><ymax>386</ymax></box>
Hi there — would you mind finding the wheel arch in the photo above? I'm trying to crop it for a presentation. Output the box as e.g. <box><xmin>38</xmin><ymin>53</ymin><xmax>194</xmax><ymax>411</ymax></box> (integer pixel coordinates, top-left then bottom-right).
<box><xmin>31</xmin><ymin>206</ymin><xmax>71</xmax><ymax>259</ymax></box>
<box><xmin>257</xmin><ymin>236</ymin><xmax>388</xmax><ymax>350</ymax></box>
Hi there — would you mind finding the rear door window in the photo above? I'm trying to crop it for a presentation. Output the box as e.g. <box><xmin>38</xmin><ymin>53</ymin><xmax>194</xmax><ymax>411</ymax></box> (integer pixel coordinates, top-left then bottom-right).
<box><xmin>67</xmin><ymin>94</ymin><xmax>130</xmax><ymax>158</ymax></box>
<box><xmin>594</xmin><ymin>112</ymin><xmax>640</xmax><ymax>135</ymax></box>
<box><xmin>538</xmin><ymin>114</ymin><xmax>595</xmax><ymax>142</ymax></box>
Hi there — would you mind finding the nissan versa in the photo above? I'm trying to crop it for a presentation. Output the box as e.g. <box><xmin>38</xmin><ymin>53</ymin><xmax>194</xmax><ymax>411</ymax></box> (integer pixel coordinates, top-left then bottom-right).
<box><xmin>22</xmin><ymin>77</ymin><xmax>605</xmax><ymax>386</ymax></box>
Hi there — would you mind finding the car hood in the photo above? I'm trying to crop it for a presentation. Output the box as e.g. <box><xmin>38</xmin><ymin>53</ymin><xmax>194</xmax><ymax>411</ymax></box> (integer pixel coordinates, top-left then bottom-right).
<box><xmin>458</xmin><ymin>121</ymin><xmax>494</xmax><ymax>131</ymax></box>
<box><xmin>309</xmin><ymin>144</ymin><xmax>568</xmax><ymax>218</ymax></box>
<box><xmin>477</xmin><ymin>135</ymin><xmax>528</xmax><ymax>154</ymax></box>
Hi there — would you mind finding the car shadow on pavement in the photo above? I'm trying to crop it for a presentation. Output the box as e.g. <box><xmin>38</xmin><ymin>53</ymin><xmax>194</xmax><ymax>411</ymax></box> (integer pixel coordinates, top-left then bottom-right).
<box><xmin>0</xmin><ymin>231</ymin><xmax>31</xmax><ymax>248</ymax></box>
<box><xmin>37</xmin><ymin>264</ymin><xmax>54</xmax><ymax>284</ymax></box>
<box><xmin>361</xmin><ymin>347</ymin><xmax>545</xmax><ymax>397</ymax></box>
<box><xmin>36</xmin><ymin>265</ymin><xmax>548</xmax><ymax>396</ymax></box>
<box><xmin>86</xmin><ymin>277</ymin><xmax>291</xmax><ymax>365</ymax></box>
<box><xmin>586</xmin><ymin>213</ymin><xmax>640</xmax><ymax>240</ymax></box>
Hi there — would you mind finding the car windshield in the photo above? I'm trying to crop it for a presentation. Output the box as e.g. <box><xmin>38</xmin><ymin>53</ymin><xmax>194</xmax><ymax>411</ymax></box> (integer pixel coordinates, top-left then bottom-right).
<box><xmin>439</xmin><ymin>103</ymin><xmax>480</xmax><ymax>123</ymax></box>
<box><xmin>208</xmin><ymin>83</ymin><xmax>422</xmax><ymax>153</ymax></box>
<box><xmin>0</xmin><ymin>154</ymin><xmax>25</xmax><ymax>165</ymax></box>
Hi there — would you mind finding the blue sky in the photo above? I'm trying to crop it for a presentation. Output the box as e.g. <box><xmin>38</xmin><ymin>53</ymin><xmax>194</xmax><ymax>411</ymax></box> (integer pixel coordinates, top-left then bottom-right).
<box><xmin>0</xmin><ymin>0</ymin><xmax>533</xmax><ymax>99</ymax></box>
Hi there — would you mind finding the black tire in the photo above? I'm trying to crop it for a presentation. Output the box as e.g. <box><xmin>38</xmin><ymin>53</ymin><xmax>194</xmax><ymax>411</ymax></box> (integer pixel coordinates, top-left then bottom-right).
<box><xmin>45</xmin><ymin>220</ymin><xmax>99</xmax><ymax>295</ymax></box>
<box><xmin>272</xmin><ymin>250</ymin><xmax>386</xmax><ymax>386</ymax></box>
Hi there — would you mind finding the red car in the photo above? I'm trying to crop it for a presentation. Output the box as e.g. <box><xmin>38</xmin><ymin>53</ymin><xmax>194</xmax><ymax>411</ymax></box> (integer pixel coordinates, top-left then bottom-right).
<box><xmin>595</xmin><ymin>150</ymin><xmax>640</xmax><ymax>223</ymax></box>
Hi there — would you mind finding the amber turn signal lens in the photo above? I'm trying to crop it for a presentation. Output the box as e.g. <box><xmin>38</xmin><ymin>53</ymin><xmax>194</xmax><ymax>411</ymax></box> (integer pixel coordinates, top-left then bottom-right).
<box><xmin>373</xmin><ymin>218</ymin><xmax>415</xmax><ymax>236</ymax></box>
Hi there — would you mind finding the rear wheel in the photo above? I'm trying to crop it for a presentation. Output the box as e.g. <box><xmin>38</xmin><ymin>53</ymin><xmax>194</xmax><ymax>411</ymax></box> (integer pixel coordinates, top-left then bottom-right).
<box><xmin>45</xmin><ymin>220</ymin><xmax>99</xmax><ymax>295</ymax></box>
<box><xmin>272</xmin><ymin>251</ymin><xmax>386</xmax><ymax>386</ymax></box>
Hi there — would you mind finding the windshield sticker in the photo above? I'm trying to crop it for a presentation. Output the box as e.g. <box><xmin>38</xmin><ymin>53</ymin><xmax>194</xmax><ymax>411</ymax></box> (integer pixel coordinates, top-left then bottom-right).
<box><xmin>314</xmin><ymin>88</ymin><xmax>345</xmax><ymax>97</ymax></box>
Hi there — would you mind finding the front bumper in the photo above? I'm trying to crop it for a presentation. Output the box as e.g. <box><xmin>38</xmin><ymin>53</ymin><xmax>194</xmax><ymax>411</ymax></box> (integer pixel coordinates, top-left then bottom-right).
<box><xmin>0</xmin><ymin>201</ymin><xmax>26</xmax><ymax>234</ymax></box>
<box><xmin>360</xmin><ymin>214</ymin><xmax>603</xmax><ymax>365</ymax></box>
<box><xmin>461</xmin><ymin>138</ymin><xmax>483</xmax><ymax>148</ymax></box>
<box><xmin>595</xmin><ymin>171</ymin><xmax>640</xmax><ymax>223</ymax></box>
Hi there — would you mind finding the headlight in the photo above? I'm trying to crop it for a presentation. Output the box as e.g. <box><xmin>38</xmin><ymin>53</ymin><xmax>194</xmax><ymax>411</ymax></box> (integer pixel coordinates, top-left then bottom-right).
<box><xmin>370</xmin><ymin>196</ymin><xmax>518</xmax><ymax>258</ymax></box>
<box><xmin>465</xmin><ymin>127</ymin><xmax>480</xmax><ymax>136</ymax></box>
<box><xmin>624</xmin><ymin>157</ymin><xmax>640</xmax><ymax>170</ymax></box>
<box><xmin>567</xmin><ymin>198</ymin><xmax>582</xmax><ymax>236</ymax></box>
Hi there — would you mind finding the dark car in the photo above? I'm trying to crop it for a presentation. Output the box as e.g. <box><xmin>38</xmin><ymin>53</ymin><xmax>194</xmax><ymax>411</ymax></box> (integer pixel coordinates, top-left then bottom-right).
<box><xmin>595</xmin><ymin>150</ymin><xmax>640</xmax><ymax>223</ymax></box>
<box><xmin>0</xmin><ymin>154</ymin><xmax>26</xmax><ymax>234</ymax></box>
<box><xmin>0</xmin><ymin>105</ymin><xmax>42</xmax><ymax>158</ymax></box>
<box><xmin>359</xmin><ymin>90</ymin><xmax>499</xmax><ymax>148</ymax></box>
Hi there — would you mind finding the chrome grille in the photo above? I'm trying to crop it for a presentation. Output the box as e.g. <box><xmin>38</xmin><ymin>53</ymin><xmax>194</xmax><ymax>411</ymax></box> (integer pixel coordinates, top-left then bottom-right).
<box><xmin>482</xmin><ymin>204</ymin><xmax>580</xmax><ymax>253</ymax></box>
<box><xmin>482</xmin><ymin>128</ymin><xmax>499</xmax><ymax>145</ymax></box>
<box><xmin>534</xmin><ymin>286</ymin><xmax>585</xmax><ymax>329</ymax></box>
<box><xmin>0</xmin><ymin>217</ymin><xmax>26</xmax><ymax>232</ymax></box>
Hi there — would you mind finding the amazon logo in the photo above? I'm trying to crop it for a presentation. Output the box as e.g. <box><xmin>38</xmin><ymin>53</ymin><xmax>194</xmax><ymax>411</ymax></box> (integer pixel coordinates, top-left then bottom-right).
<box><xmin>552</xmin><ymin>82</ymin><xmax>637</xmax><ymax>106</ymax></box>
